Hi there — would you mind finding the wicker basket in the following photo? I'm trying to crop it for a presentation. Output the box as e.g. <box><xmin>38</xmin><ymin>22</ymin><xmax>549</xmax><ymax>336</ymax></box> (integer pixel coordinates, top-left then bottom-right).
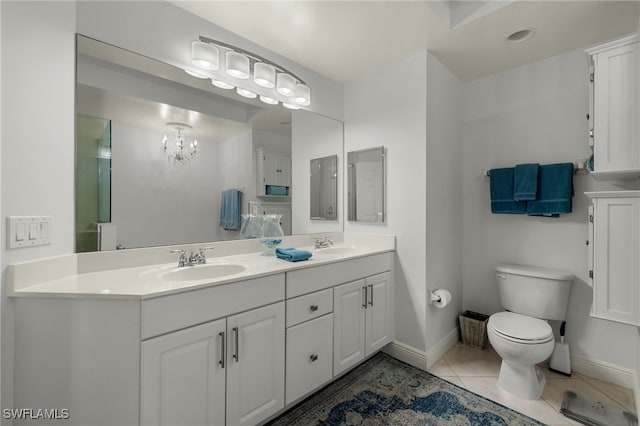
<box><xmin>459</xmin><ymin>311</ymin><xmax>489</xmax><ymax>349</ymax></box>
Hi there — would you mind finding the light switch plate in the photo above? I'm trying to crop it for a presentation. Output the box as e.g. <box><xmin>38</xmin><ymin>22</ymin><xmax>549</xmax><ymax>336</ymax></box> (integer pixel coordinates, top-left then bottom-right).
<box><xmin>7</xmin><ymin>216</ymin><xmax>52</xmax><ymax>248</ymax></box>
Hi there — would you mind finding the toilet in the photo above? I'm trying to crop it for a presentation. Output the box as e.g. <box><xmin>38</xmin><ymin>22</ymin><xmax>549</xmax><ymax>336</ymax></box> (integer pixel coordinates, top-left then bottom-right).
<box><xmin>487</xmin><ymin>263</ymin><xmax>573</xmax><ymax>400</ymax></box>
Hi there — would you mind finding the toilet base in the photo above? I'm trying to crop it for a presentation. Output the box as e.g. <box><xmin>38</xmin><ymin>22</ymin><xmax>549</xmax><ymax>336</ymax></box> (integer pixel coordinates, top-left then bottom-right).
<box><xmin>497</xmin><ymin>360</ymin><xmax>546</xmax><ymax>400</ymax></box>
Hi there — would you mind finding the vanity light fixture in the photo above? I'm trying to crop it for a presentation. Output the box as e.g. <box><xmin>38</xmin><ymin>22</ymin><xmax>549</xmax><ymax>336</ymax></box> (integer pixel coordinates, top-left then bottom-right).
<box><xmin>186</xmin><ymin>35</ymin><xmax>311</xmax><ymax>108</ymax></box>
<box><xmin>162</xmin><ymin>123</ymin><xmax>198</xmax><ymax>164</ymax></box>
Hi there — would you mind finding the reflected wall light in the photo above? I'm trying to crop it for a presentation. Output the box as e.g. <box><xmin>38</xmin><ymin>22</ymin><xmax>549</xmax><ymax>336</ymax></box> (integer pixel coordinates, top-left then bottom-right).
<box><xmin>186</xmin><ymin>35</ymin><xmax>311</xmax><ymax>108</ymax></box>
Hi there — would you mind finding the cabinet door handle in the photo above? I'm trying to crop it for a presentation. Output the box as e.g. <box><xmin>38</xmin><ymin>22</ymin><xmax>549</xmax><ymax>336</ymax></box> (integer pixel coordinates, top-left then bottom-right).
<box><xmin>362</xmin><ymin>286</ymin><xmax>368</xmax><ymax>309</ymax></box>
<box><xmin>219</xmin><ymin>331</ymin><xmax>226</xmax><ymax>369</ymax></box>
<box><xmin>310</xmin><ymin>304</ymin><xmax>319</xmax><ymax>312</ymax></box>
<box><xmin>310</xmin><ymin>354</ymin><xmax>318</xmax><ymax>362</ymax></box>
<box><xmin>368</xmin><ymin>284</ymin><xmax>374</xmax><ymax>306</ymax></box>
<box><xmin>232</xmin><ymin>327</ymin><xmax>239</xmax><ymax>362</ymax></box>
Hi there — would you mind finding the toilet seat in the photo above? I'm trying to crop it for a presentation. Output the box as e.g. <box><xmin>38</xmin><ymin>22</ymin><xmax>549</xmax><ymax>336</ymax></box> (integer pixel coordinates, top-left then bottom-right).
<box><xmin>488</xmin><ymin>311</ymin><xmax>553</xmax><ymax>345</ymax></box>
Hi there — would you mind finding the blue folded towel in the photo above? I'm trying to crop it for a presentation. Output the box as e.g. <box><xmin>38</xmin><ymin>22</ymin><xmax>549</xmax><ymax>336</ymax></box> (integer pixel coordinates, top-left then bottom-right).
<box><xmin>527</xmin><ymin>163</ymin><xmax>574</xmax><ymax>217</ymax></box>
<box><xmin>490</xmin><ymin>168</ymin><xmax>527</xmax><ymax>214</ymax></box>
<box><xmin>276</xmin><ymin>247</ymin><xmax>312</xmax><ymax>262</ymax></box>
<box><xmin>266</xmin><ymin>185</ymin><xmax>288</xmax><ymax>196</ymax></box>
<box><xmin>514</xmin><ymin>163</ymin><xmax>539</xmax><ymax>201</ymax></box>
<box><xmin>219</xmin><ymin>189</ymin><xmax>242</xmax><ymax>230</ymax></box>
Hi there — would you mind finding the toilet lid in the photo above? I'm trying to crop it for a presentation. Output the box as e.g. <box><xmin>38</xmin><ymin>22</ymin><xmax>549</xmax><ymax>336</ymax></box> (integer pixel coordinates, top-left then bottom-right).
<box><xmin>489</xmin><ymin>312</ymin><xmax>553</xmax><ymax>344</ymax></box>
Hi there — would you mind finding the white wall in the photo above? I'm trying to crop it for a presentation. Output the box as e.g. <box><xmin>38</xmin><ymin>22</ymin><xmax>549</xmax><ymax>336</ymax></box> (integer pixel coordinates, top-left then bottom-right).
<box><xmin>462</xmin><ymin>48</ymin><xmax>640</xmax><ymax>369</ymax></box>
<box><xmin>425</xmin><ymin>52</ymin><xmax>463</xmax><ymax>350</ymax></box>
<box><xmin>291</xmin><ymin>110</ymin><xmax>344</xmax><ymax>235</ymax></box>
<box><xmin>345</xmin><ymin>51</ymin><xmax>429</xmax><ymax>353</ymax></box>
<box><xmin>1</xmin><ymin>1</ymin><xmax>76</xmax><ymax>410</ymax></box>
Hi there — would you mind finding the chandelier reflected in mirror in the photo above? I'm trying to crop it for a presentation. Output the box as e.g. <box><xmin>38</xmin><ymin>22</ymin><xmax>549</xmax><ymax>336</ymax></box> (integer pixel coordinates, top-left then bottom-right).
<box><xmin>161</xmin><ymin>122</ymin><xmax>198</xmax><ymax>164</ymax></box>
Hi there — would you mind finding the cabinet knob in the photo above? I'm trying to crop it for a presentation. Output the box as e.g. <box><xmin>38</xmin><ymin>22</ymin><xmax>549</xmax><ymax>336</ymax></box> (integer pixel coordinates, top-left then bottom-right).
<box><xmin>310</xmin><ymin>304</ymin><xmax>319</xmax><ymax>312</ymax></box>
<box><xmin>310</xmin><ymin>354</ymin><xmax>318</xmax><ymax>362</ymax></box>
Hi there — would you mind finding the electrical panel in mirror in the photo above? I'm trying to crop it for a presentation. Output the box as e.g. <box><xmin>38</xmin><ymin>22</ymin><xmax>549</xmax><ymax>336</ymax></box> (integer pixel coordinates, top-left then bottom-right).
<box><xmin>310</xmin><ymin>155</ymin><xmax>338</xmax><ymax>221</ymax></box>
<box><xmin>347</xmin><ymin>147</ymin><xmax>385</xmax><ymax>223</ymax></box>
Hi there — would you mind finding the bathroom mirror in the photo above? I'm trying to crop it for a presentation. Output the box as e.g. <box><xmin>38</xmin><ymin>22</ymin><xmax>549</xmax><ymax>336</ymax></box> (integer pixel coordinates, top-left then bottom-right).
<box><xmin>75</xmin><ymin>35</ymin><xmax>343</xmax><ymax>252</ymax></box>
<box><xmin>310</xmin><ymin>155</ymin><xmax>338</xmax><ymax>221</ymax></box>
<box><xmin>347</xmin><ymin>147</ymin><xmax>385</xmax><ymax>223</ymax></box>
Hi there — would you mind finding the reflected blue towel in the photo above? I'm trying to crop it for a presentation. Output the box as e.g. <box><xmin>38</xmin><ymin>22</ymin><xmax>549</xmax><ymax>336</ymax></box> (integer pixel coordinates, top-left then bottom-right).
<box><xmin>276</xmin><ymin>247</ymin><xmax>312</xmax><ymax>262</ymax></box>
<box><xmin>527</xmin><ymin>163</ymin><xmax>574</xmax><ymax>217</ymax></box>
<box><xmin>490</xmin><ymin>168</ymin><xmax>527</xmax><ymax>214</ymax></box>
<box><xmin>219</xmin><ymin>189</ymin><xmax>243</xmax><ymax>230</ymax></box>
<box><xmin>266</xmin><ymin>185</ymin><xmax>288</xmax><ymax>196</ymax></box>
<box><xmin>514</xmin><ymin>163</ymin><xmax>539</xmax><ymax>201</ymax></box>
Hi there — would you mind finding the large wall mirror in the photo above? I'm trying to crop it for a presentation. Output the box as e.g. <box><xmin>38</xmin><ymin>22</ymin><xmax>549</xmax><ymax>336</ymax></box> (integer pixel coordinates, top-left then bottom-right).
<box><xmin>75</xmin><ymin>35</ymin><xmax>342</xmax><ymax>252</ymax></box>
<box><xmin>310</xmin><ymin>155</ymin><xmax>338</xmax><ymax>221</ymax></box>
<box><xmin>347</xmin><ymin>147</ymin><xmax>385</xmax><ymax>223</ymax></box>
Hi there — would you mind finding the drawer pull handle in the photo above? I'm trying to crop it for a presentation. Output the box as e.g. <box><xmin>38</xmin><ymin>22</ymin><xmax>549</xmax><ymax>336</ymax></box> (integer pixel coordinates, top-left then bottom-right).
<box><xmin>310</xmin><ymin>354</ymin><xmax>319</xmax><ymax>362</ymax></box>
<box><xmin>219</xmin><ymin>331</ymin><xmax>226</xmax><ymax>368</ymax></box>
<box><xmin>310</xmin><ymin>304</ymin><xmax>319</xmax><ymax>312</ymax></box>
<box><xmin>232</xmin><ymin>327</ymin><xmax>239</xmax><ymax>362</ymax></box>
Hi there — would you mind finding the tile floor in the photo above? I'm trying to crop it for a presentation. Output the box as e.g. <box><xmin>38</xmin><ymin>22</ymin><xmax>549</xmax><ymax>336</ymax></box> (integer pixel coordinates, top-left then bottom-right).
<box><xmin>428</xmin><ymin>343</ymin><xmax>636</xmax><ymax>425</ymax></box>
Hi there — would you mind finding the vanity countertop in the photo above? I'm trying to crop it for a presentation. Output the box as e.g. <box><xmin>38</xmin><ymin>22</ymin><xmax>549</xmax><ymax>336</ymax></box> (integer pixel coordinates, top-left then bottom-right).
<box><xmin>8</xmin><ymin>232</ymin><xmax>395</xmax><ymax>299</ymax></box>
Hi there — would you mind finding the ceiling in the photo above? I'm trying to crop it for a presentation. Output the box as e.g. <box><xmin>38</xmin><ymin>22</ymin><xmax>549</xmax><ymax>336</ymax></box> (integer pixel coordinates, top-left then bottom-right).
<box><xmin>172</xmin><ymin>0</ymin><xmax>640</xmax><ymax>83</ymax></box>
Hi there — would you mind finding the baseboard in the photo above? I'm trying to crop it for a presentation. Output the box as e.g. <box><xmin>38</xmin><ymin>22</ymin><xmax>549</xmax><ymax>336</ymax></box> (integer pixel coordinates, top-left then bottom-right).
<box><xmin>633</xmin><ymin>371</ymin><xmax>640</xmax><ymax>416</ymax></box>
<box><xmin>426</xmin><ymin>328</ymin><xmax>459</xmax><ymax>370</ymax></box>
<box><xmin>383</xmin><ymin>341</ymin><xmax>427</xmax><ymax>370</ymax></box>
<box><xmin>383</xmin><ymin>327</ymin><xmax>459</xmax><ymax>372</ymax></box>
<box><xmin>571</xmin><ymin>353</ymin><xmax>636</xmax><ymax>390</ymax></box>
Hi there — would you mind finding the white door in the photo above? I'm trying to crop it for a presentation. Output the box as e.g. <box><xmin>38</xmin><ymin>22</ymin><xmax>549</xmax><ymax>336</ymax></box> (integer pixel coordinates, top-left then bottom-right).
<box><xmin>141</xmin><ymin>318</ymin><xmax>226</xmax><ymax>426</ymax></box>
<box><xmin>226</xmin><ymin>302</ymin><xmax>285</xmax><ymax>426</ymax></box>
<box><xmin>333</xmin><ymin>280</ymin><xmax>366</xmax><ymax>376</ymax></box>
<box><xmin>365</xmin><ymin>272</ymin><xmax>393</xmax><ymax>355</ymax></box>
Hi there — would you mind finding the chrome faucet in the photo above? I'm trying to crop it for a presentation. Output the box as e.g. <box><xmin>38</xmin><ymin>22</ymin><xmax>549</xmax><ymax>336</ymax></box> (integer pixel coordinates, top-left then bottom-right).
<box><xmin>170</xmin><ymin>247</ymin><xmax>213</xmax><ymax>267</ymax></box>
<box><xmin>312</xmin><ymin>236</ymin><xmax>334</xmax><ymax>249</ymax></box>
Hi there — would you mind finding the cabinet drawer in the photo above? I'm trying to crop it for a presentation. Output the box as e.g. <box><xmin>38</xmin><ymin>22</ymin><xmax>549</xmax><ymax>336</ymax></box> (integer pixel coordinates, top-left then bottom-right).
<box><xmin>287</xmin><ymin>253</ymin><xmax>392</xmax><ymax>298</ymax></box>
<box><xmin>142</xmin><ymin>274</ymin><xmax>285</xmax><ymax>339</ymax></box>
<box><xmin>286</xmin><ymin>288</ymin><xmax>333</xmax><ymax>327</ymax></box>
<box><xmin>286</xmin><ymin>314</ymin><xmax>333</xmax><ymax>405</ymax></box>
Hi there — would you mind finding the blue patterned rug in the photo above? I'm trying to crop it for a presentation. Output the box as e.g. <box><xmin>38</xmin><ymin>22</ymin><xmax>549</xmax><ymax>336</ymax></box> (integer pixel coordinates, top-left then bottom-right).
<box><xmin>268</xmin><ymin>353</ymin><xmax>544</xmax><ymax>425</ymax></box>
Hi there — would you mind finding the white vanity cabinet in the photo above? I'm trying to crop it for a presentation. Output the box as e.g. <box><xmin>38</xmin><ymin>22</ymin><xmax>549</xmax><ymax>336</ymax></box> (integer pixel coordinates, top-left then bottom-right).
<box><xmin>333</xmin><ymin>272</ymin><xmax>392</xmax><ymax>376</ymax></box>
<box><xmin>286</xmin><ymin>253</ymin><xmax>393</xmax><ymax>381</ymax></box>
<box><xmin>141</xmin><ymin>319</ymin><xmax>227</xmax><ymax>426</ymax></box>
<box><xmin>256</xmin><ymin>147</ymin><xmax>291</xmax><ymax>196</ymax></box>
<box><xmin>141</xmin><ymin>302</ymin><xmax>285</xmax><ymax>426</ymax></box>
<box><xmin>586</xmin><ymin>191</ymin><xmax>640</xmax><ymax>326</ymax></box>
<box><xmin>586</xmin><ymin>34</ymin><xmax>640</xmax><ymax>179</ymax></box>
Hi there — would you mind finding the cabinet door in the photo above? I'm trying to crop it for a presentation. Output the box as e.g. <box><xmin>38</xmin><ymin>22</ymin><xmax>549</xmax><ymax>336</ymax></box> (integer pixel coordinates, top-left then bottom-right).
<box><xmin>333</xmin><ymin>280</ymin><xmax>366</xmax><ymax>376</ymax></box>
<box><xmin>286</xmin><ymin>314</ymin><xmax>333</xmax><ymax>405</ymax></box>
<box><xmin>277</xmin><ymin>156</ymin><xmax>291</xmax><ymax>187</ymax></box>
<box><xmin>592</xmin><ymin>196</ymin><xmax>640</xmax><ymax>325</ymax></box>
<box><xmin>141</xmin><ymin>318</ymin><xmax>226</xmax><ymax>426</ymax></box>
<box><xmin>263</xmin><ymin>153</ymin><xmax>280</xmax><ymax>187</ymax></box>
<box><xmin>226</xmin><ymin>302</ymin><xmax>285</xmax><ymax>426</ymax></box>
<box><xmin>593</xmin><ymin>41</ymin><xmax>640</xmax><ymax>172</ymax></box>
<box><xmin>365</xmin><ymin>271</ymin><xmax>393</xmax><ymax>356</ymax></box>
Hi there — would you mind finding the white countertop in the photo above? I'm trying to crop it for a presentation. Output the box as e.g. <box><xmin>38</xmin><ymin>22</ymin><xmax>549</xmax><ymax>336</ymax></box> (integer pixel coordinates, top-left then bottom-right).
<box><xmin>8</xmin><ymin>232</ymin><xmax>395</xmax><ymax>299</ymax></box>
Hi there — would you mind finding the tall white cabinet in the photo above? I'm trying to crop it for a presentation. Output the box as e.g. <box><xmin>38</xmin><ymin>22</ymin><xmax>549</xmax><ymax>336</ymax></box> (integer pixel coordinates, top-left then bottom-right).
<box><xmin>586</xmin><ymin>34</ymin><xmax>640</xmax><ymax>179</ymax></box>
<box><xmin>586</xmin><ymin>191</ymin><xmax>640</xmax><ymax>326</ymax></box>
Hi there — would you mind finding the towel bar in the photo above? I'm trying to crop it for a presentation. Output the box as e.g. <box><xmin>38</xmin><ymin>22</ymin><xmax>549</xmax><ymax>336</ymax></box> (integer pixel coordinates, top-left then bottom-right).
<box><xmin>483</xmin><ymin>160</ymin><xmax>586</xmax><ymax>179</ymax></box>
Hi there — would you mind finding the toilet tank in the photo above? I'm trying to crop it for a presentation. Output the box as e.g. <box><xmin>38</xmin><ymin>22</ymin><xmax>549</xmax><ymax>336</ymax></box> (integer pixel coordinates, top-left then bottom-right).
<box><xmin>495</xmin><ymin>264</ymin><xmax>573</xmax><ymax>321</ymax></box>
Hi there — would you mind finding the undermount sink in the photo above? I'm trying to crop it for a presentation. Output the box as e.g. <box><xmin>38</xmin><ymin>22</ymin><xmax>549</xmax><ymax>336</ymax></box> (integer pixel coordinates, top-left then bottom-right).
<box><xmin>160</xmin><ymin>263</ymin><xmax>247</xmax><ymax>282</ymax></box>
<box><xmin>314</xmin><ymin>245</ymin><xmax>360</xmax><ymax>255</ymax></box>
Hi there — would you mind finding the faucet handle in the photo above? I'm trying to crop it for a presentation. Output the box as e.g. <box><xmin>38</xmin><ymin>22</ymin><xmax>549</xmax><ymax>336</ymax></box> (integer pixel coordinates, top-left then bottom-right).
<box><xmin>170</xmin><ymin>249</ymin><xmax>186</xmax><ymax>255</ymax></box>
<box><xmin>170</xmin><ymin>249</ymin><xmax>188</xmax><ymax>267</ymax></box>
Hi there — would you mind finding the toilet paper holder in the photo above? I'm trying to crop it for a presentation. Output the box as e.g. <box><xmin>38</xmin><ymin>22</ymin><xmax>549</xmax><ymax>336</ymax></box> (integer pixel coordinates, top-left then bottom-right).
<box><xmin>428</xmin><ymin>288</ymin><xmax>452</xmax><ymax>307</ymax></box>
